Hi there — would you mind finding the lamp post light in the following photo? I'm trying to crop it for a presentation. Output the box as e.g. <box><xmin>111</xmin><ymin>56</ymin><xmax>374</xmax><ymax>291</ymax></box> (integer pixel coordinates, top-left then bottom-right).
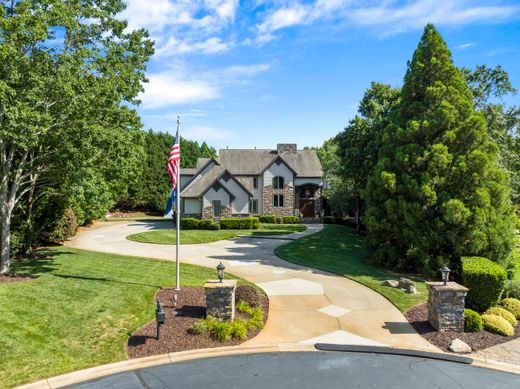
<box><xmin>440</xmin><ymin>265</ymin><xmax>451</xmax><ymax>286</ymax></box>
<box><xmin>155</xmin><ymin>301</ymin><xmax>165</xmax><ymax>340</ymax></box>
<box><xmin>217</xmin><ymin>262</ymin><xmax>225</xmax><ymax>283</ymax></box>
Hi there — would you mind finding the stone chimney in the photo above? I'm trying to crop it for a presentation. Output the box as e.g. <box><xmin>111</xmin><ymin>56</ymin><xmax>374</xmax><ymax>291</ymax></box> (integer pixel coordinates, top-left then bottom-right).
<box><xmin>277</xmin><ymin>143</ymin><xmax>297</xmax><ymax>155</ymax></box>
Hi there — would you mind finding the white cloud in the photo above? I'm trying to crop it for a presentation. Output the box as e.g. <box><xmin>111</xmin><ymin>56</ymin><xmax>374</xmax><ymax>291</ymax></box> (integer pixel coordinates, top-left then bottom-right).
<box><xmin>455</xmin><ymin>42</ymin><xmax>476</xmax><ymax>50</ymax></box>
<box><xmin>155</xmin><ymin>36</ymin><xmax>230</xmax><ymax>57</ymax></box>
<box><xmin>222</xmin><ymin>64</ymin><xmax>270</xmax><ymax>76</ymax></box>
<box><xmin>258</xmin><ymin>5</ymin><xmax>308</xmax><ymax>33</ymax></box>
<box><xmin>139</xmin><ymin>72</ymin><xmax>219</xmax><ymax>109</ymax></box>
<box><xmin>184</xmin><ymin>126</ymin><xmax>233</xmax><ymax>140</ymax></box>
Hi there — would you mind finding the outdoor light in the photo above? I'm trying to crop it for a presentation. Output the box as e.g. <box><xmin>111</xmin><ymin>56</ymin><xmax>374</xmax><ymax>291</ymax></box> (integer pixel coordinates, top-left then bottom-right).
<box><xmin>155</xmin><ymin>301</ymin><xmax>165</xmax><ymax>340</ymax></box>
<box><xmin>440</xmin><ymin>265</ymin><xmax>451</xmax><ymax>285</ymax></box>
<box><xmin>217</xmin><ymin>262</ymin><xmax>226</xmax><ymax>283</ymax></box>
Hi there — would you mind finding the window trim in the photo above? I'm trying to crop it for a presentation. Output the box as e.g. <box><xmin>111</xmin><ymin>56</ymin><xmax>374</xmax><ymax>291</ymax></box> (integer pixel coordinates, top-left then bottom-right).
<box><xmin>272</xmin><ymin>176</ymin><xmax>284</xmax><ymax>189</ymax></box>
<box><xmin>212</xmin><ymin>200</ymin><xmax>221</xmax><ymax>218</ymax></box>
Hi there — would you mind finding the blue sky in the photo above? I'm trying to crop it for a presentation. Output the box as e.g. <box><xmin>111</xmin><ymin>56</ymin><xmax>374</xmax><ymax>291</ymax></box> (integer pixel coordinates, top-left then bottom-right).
<box><xmin>122</xmin><ymin>0</ymin><xmax>520</xmax><ymax>150</ymax></box>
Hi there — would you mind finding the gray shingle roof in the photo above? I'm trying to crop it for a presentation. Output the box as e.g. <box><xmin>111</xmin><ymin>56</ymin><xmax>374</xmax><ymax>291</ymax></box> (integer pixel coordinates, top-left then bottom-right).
<box><xmin>216</xmin><ymin>149</ymin><xmax>322</xmax><ymax>177</ymax></box>
<box><xmin>181</xmin><ymin>165</ymin><xmax>225</xmax><ymax>198</ymax></box>
<box><xmin>180</xmin><ymin>168</ymin><xmax>198</xmax><ymax>175</ymax></box>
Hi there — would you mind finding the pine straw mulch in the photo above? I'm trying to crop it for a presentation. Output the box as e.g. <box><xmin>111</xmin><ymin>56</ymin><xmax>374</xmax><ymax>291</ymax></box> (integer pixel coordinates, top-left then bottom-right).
<box><xmin>405</xmin><ymin>303</ymin><xmax>520</xmax><ymax>352</ymax></box>
<box><xmin>126</xmin><ymin>286</ymin><xmax>269</xmax><ymax>359</ymax></box>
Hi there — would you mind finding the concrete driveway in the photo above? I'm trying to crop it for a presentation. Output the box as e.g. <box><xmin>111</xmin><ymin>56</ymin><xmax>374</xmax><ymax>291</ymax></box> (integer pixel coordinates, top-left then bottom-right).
<box><xmin>67</xmin><ymin>221</ymin><xmax>438</xmax><ymax>351</ymax></box>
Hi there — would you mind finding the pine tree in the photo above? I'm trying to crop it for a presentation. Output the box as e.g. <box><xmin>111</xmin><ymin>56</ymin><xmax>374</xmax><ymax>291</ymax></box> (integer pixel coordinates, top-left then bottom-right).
<box><xmin>364</xmin><ymin>24</ymin><xmax>515</xmax><ymax>276</ymax></box>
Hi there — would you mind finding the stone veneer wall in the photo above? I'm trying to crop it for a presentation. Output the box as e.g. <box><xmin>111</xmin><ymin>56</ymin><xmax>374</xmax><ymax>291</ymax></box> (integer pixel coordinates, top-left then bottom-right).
<box><xmin>262</xmin><ymin>185</ymin><xmax>295</xmax><ymax>216</ymax></box>
<box><xmin>427</xmin><ymin>282</ymin><xmax>468</xmax><ymax>332</ymax></box>
<box><xmin>202</xmin><ymin>205</ymin><xmax>232</xmax><ymax>220</ymax></box>
<box><xmin>277</xmin><ymin>143</ymin><xmax>297</xmax><ymax>155</ymax></box>
<box><xmin>204</xmin><ymin>280</ymin><xmax>236</xmax><ymax>321</ymax></box>
<box><xmin>182</xmin><ymin>213</ymin><xmax>201</xmax><ymax>219</ymax></box>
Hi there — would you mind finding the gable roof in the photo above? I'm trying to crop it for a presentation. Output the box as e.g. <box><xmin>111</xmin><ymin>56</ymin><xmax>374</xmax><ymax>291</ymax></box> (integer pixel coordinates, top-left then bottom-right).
<box><xmin>216</xmin><ymin>148</ymin><xmax>322</xmax><ymax>177</ymax></box>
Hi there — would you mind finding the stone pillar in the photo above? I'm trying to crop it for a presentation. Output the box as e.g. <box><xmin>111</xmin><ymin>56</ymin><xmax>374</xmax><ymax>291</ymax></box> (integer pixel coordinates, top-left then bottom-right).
<box><xmin>204</xmin><ymin>280</ymin><xmax>237</xmax><ymax>321</ymax></box>
<box><xmin>427</xmin><ymin>282</ymin><xmax>468</xmax><ymax>332</ymax></box>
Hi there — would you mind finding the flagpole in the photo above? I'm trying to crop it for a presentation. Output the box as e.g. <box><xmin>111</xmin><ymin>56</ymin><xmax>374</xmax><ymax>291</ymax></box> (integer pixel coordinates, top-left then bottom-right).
<box><xmin>175</xmin><ymin>115</ymin><xmax>181</xmax><ymax>291</ymax></box>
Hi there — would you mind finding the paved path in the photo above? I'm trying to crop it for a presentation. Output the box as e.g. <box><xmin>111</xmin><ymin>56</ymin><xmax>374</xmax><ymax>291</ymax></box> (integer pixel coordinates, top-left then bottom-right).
<box><xmin>68</xmin><ymin>221</ymin><xmax>437</xmax><ymax>351</ymax></box>
<box><xmin>67</xmin><ymin>352</ymin><xmax>520</xmax><ymax>389</ymax></box>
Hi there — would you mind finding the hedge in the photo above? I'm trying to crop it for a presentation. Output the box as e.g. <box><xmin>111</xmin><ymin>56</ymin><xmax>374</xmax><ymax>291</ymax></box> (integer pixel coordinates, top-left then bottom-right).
<box><xmin>199</xmin><ymin>219</ymin><xmax>220</xmax><ymax>230</ymax></box>
<box><xmin>181</xmin><ymin>218</ymin><xmax>200</xmax><ymax>230</ymax></box>
<box><xmin>464</xmin><ymin>309</ymin><xmax>482</xmax><ymax>332</ymax></box>
<box><xmin>220</xmin><ymin>217</ymin><xmax>260</xmax><ymax>230</ymax></box>
<box><xmin>462</xmin><ymin>256</ymin><xmax>507</xmax><ymax>312</ymax></box>
<box><xmin>485</xmin><ymin>307</ymin><xmax>517</xmax><ymax>326</ymax></box>
<box><xmin>259</xmin><ymin>215</ymin><xmax>276</xmax><ymax>223</ymax></box>
<box><xmin>481</xmin><ymin>314</ymin><xmax>514</xmax><ymax>336</ymax></box>
<box><xmin>282</xmin><ymin>216</ymin><xmax>300</xmax><ymax>224</ymax></box>
<box><xmin>323</xmin><ymin>216</ymin><xmax>335</xmax><ymax>224</ymax></box>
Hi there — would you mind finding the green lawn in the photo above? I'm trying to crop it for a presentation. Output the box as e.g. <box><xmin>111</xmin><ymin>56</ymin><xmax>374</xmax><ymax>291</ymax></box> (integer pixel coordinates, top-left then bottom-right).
<box><xmin>0</xmin><ymin>247</ymin><xmax>252</xmax><ymax>388</ymax></box>
<box><xmin>127</xmin><ymin>223</ymin><xmax>307</xmax><ymax>245</ymax></box>
<box><xmin>275</xmin><ymin>225</ymin><xmax>428</xmax><ymax>312</ymax></box>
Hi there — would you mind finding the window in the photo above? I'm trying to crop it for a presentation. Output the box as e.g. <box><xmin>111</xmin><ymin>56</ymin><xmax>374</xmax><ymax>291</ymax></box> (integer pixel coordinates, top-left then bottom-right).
<box><xmin>212</xmin><ymin>200</ymin><xmax>221</xmax><ymax>218</ymax></box>
<box><xmin>250</xmin><ymin>199</ymin><xmax>258</xmax><ymax>214</ymax></box>
<box><xmin>272</xmin><ymin>176</ymin><xmax>284</xmax><ymax>189</ymax></box>
<box><xmin>253</xmin><ymin>177</ymin><xmax>258</xmax><ymax>189</ymax></box>
<box><xmin>273</xmin><ymin>194</ymin><xmax>284</xmax><ymax>208</ymax></box>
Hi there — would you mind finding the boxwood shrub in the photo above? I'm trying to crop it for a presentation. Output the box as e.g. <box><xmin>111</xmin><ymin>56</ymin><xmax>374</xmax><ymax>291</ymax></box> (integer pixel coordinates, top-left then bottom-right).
<box><xmin>464</xmin><ymin>309</ymin><xmax>482</xmax><ymax>332</ymax></box>
<box><xmin>199</xmin><ymin>219</ymin><xmax>219</xmax><ymax>230</ymax></box>
<box><xmin>282</xmin><ymin>216</ymin><xmax>300</xmax><ymax>224</ymax></box>
<box><xmin>500</xmin><ymin>298</ymin><xmax>520</xmax><ymax>319</ymax></box>
<box><xmin>258</xmin><ymin>215</ymin><xmax>276</xmax><ymax>223</ymax></box>
<box><xmin>504</xmin><ymin>280</ymin><xmax>520</xmax><ymax>299</ymax></box>
<box><xmin>462</xmin><ymin>256</ymin><xmax>507</xmax><ymax>312</ymax></box>
<box><xmin>485</xmin><ymin>307</ymin><xmax>517</xmax><ymax>326</ymax></box>
<box><xmin>180</xmin><ymin>218</ymin><xmax>200</xmax><ymax>230</ymax></box>
<box><xmin>220</xmin><ymin>217</ymin><xmax>259</xmax><ymax>230</ymax></box>
<box><xmin>481</xmin><ymin>314</ymin><xmax>514</xmax><ymax>336</ymax></box>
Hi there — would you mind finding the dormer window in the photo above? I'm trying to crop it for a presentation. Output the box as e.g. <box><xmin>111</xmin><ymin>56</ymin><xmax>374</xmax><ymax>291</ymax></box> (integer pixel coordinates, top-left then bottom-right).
<box><xmin>273</xmin><ymin>176</ymin><xmax>284</xmax><ymax>189</ymax></box>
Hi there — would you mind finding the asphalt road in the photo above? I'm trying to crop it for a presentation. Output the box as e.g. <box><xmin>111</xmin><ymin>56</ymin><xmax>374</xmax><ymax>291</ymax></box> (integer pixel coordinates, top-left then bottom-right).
<box><xmin>66</xmin><ymin>351</ymin><xmax>520</xmax><ymax>389</ymax></box>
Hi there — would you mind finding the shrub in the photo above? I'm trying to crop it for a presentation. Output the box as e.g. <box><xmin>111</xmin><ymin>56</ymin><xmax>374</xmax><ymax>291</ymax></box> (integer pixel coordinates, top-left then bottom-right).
<box><xmin>485</xmin><ymin>307</ymin><xmax>517</xmax><ymax>326</ymax></box>
<box><xmin>235</xmin><ymin>285</ymin><xmax>262</xmax><ymax>307</ymax></box>
<box><xmin>188</xmin><ymin>320</ymin><xmax>207</xmax><ymax>335</ymax></box>
<box><xmin>500</xmin><ymin>298</ymin><xmax>520</xmax><ymax>319</ymax></box>
<box><xmin>42</xmin><ymin>208</ymin><xmax>78</xmax><ymax>243</ymax></box>
<box><xmin>209</xmin><ymin>320</ymin><xmax>232</xmax><ymax>342</ymax></box>
<box><xmin>282</xmin><ymin>216</ymin><xmax>300</xmax><ymax>224</ymax></box>
<box><xmin>181</xmin><ymin>218</ymin><xmax>200</xmax><ymax>230</ymax></box>
<box><xmin>481</xmin><ymin>314</ymin><xmax>514</xmax><ymax>336</ymax></box>
<box><xmin>220</xmin><ymin>217</ymin><xmax>259</xmax><ymax>230</ymax></box>
<box><xmin>464</xmin><ymin>309</ymin><xmax>483</xmax><ymax>332</ymax></box>
<box><xmin>199</xmin><ymin>219</ymin><xmax>218</xmax><ymax>230</ymax></box>
<box><xmin>259</xmin><ymin>215</ymin><xmax>276</xmax><ymax>223</ymax></box>
<box><xmin>252</xmin><ymin>217</ymin><xmax>260</xmax><ymax>229</ymax></box>
<box><xmin>229</xmin><ymin>319</ymin><xmax>248</xmax><ymax>340</ymax></box>
<box><xmin>322</xmin><ymin>216</ymin><xmax>335</xmax><ymax>224</ymax></box>
<box><xmin>209</xmin><ymin>223</ymin><xmax>220</xmax><ymax>230</ymax></box>
<box><xmin>502</xmin><ymin>250</ymin><xmax>520</xmax><ymax>280</ymax></box>
<box><xmin>462</xmin><ymin>257</ymin><xmax>507</xmax><ymax>311</ymax></box>
<box><xmin>275</xmin><ymin>216</ymin><xmax>283</xmax><ymax>224</ymax></box>
<box><xmin>504</xmin><ymin>280</ymin><xmax>520</xmax><ymax>299</ymax></box>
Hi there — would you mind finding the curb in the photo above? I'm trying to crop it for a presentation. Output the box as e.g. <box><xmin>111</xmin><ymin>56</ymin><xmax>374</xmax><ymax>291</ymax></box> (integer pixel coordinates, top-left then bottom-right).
<box><xmin>16</xmin><ymin>343</ymin><xmax>316</xmax><ymax>389</ymax></box>
<box><xmin>315</xmin><ymin>344</ymin><xmax>473</xmax><ymax>364</ymax></box>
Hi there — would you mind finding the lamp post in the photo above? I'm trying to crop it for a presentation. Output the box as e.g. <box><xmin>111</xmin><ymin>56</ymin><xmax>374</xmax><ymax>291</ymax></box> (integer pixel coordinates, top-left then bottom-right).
<box><xmin>155</xmin><ymin>301</ymin><xmax>165</xmax><ymax>340</ymax></box>
<box><xmin>217</xmin><ymin>262</ymin><xmax>225</xmax><ymax>283</ymax></box>
<box><xmin>440</xmin><ymin>265</ymin><xmax>451</xmax><ymax>285</ymax></box>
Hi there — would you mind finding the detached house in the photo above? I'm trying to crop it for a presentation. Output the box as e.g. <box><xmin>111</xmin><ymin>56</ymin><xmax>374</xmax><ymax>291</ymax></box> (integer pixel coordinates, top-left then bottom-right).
<box><xmin>179</xmin><ymin>144</ymin><xmax>323</xmax><ymax>219</ymax></box>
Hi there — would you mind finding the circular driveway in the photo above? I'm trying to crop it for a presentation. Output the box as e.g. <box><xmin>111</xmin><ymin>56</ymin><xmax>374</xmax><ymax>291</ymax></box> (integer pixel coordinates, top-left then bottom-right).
<box><xmin>67</xmin><ymin>351</ymin><xmax>520</xmax><ymax>389</ymax></box>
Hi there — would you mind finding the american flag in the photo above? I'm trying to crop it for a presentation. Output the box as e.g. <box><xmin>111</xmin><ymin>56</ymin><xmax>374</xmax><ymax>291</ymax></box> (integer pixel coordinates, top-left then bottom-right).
<box><xmin>167</xmin><ymin>129</ymin><xmax>181</xmax><ymax>191</ymax></box>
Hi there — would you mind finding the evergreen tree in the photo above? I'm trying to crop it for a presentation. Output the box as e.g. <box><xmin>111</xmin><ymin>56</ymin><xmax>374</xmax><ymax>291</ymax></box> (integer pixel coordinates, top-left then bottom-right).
<box><xmin>365</xmin><ymin>24</ymin><xmax>515</xmax><ymax>276</ymax></box>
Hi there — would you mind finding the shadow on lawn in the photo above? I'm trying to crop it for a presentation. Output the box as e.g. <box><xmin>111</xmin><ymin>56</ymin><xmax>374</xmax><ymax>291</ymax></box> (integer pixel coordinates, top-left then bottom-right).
<box><xmin>12</xmin><ymin>250</ymin><xmax>71</xmax><ymax>277</ymax></box>
<box><xmin>53</xmin><ymin>273</ymin><xmax>162</xmax><ymax>289</ymax></box>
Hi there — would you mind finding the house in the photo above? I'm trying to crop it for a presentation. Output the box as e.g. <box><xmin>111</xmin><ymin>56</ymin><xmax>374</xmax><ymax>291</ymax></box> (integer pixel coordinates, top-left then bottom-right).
<box><xmin>179</xmin><ymin>144</ymin><xmax>323</xmax><ymax>219</ymax></box>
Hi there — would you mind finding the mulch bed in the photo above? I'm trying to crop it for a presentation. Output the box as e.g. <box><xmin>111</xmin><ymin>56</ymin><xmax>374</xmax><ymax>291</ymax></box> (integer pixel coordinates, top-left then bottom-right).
<box><xmin>126</xmin><ymin>286</ymin><xmax>269</xmax><ymax>359</ymax></box>
<box><xmin>0</xmin><ymin>273</ymin><xmax>35</xmax><ymax>284</ymax></box>
<box><xmin>405</xmin><ymin>303</ymin><xmax>520</xmax><ymax>352</ymax></box>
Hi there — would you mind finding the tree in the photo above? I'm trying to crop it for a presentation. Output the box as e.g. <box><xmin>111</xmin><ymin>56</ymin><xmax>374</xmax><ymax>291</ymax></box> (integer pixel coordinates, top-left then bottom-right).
<box><xmin>0</xmin><ymin>0</ymin><xmax>153</xmax><ymax>273</ymax></box>
<box><xmin>335</xmin><ymin>83</ymin><xmax>400</xmax><ymax>232</ymax></box>
<box><xmin>364</xmin><ymin>24</ymin><xmax>515</xmax><ymax>276</ymax></box>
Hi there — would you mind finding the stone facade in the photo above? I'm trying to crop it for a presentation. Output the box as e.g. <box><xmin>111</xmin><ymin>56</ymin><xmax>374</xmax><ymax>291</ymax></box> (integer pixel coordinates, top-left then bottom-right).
<box><xmin>262</xmin><ymin>185</ymin><xmax>295</xmax><ymax>216</ymax></box>
<box><xmin>427</xmin><ymin>282</ymin><xmax>468</xmax><ymax>332</ymax></box>
<box><xmin>277</xmin><ymin>143</ymin><xmax>297</xmax><ymax>155</ymax></box>
<box><xmin>202</xmin><ymin>205</ymin><xmax>232</xmax><ymax>220</ymax></box>
<box><xmin>204</xmin><ymin>279</ymin><xmax>237</xmax><ymax>321</ymax></box>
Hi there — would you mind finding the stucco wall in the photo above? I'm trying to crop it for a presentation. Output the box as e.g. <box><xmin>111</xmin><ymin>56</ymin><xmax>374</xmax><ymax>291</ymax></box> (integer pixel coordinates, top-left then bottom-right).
<box><xmin>202</xmin><ymin>187</ymin><xmax>230</xmax><ymax>209</ymax></box>
<box><xmin>263</xmin><ymin>161</ymin><xmax>294</xmax><ymax>187</ymax></box>
<box><xmin>218</xmin><ymin>177</ymin><xmax>249</xmax><ymax>214</ymax></box>
<box><xmin>184</xmin><ymin>198</ymin><xmax>201</xmax><ymax>214</ymax></box>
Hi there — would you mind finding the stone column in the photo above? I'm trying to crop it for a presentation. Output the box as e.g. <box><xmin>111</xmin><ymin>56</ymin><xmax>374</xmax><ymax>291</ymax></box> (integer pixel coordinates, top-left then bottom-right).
<box><xmin>427</xmin><ymin>282</ymin><xmax>468</xmax><ymax>332</ymax></box>
<box><xmin>204</xmin><ymin>280</ymin><xmax>237</xmax><ymax>321</ymax></box>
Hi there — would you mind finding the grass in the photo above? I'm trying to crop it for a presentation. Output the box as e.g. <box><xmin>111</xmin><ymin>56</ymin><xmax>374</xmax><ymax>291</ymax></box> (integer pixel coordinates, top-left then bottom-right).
<box><xmin>275</xmin><ymin>224</ymin><xmax>428</xmax><ymax>312</ymax></box>
<box><xmin>126</xmin><ymin>223</ymin><xmax>307</xmax><ymax>245</ymax></box>
<box><xmin>0</xmin><ymin>247</ymin><xmax>253</xmax><ymax>388</ymax></box>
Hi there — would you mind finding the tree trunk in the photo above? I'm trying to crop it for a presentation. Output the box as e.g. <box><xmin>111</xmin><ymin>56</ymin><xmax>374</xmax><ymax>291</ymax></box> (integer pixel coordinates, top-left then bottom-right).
<box><xmin>0</xmin><ymin>208</ymin><xmax>12</xmax><ymax>275</ymax></box>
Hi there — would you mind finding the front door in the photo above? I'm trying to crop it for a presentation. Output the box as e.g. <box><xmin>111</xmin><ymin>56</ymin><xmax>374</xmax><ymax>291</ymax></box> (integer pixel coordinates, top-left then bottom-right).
<box><xmin>212</xmin><ymin>200</ymin><xmax>221</xmax><ymax>218</ymax></box>
<box><xmin>300</xmin><ymin>201</ymin><xmax>315</xmax><ymax>217</ymax></box>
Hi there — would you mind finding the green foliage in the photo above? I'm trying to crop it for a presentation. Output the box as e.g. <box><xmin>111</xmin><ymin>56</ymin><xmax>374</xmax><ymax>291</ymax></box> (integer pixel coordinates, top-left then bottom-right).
<box><xmin>500</xmin><ymin>298</ymin><xmax>520</xmax><ymax>319</ymax></box>
<box><xmin>275</xmin><ymin>216</ymin><xmax>283</xmax><ymax>224</ymax></box>
<box><xmin>199</xmin><ymin>219</ymin><xmax>219</xmax><ymax>230</ymax></box>
<box><xmin>463</xmin><ymin>257</ymin><xmax>507</xmax><ymax>311</ymax></box>
<box><xmin>485</xmin><ymin>307</ymin><xmax>517</xmax><ymax>326</ymax></box>
<box><xmin>259</xmin><ymin>215</ymin><xmax>276</xmax><ymax>223</ymax></box>
<box><xmin>504</xmin><ymin>280</ymin><xmax>520</xmax><ymax>299</ymax></box>
<box><xmin>322</xmin><ymin>216</ymin><xmax>335</xmax><ymax>224</ymax></box>
<box><xmin>237</xmin><ymin>301</ymin><xmax>265</xmax><ymax>330</ymax></box>
<box><xmin>464</xmin><ymin>309</ymin><xmax>483</xmax><ymax>332</ymax></box>
<box><xmin>181</xmin><ymin>218</ymin><xmax>200</xmax><ymax>230</ymax></box>
<box><xmin>229</xmin><ymin>319</ymin><xmax>248</xmax><ymax>340</ymax></box>
<box><xmin>503</xmin><ymin>250</ymin><xmax>520</xmax><ymax>280</ymax></box>
<box><xmin>365</xmin><ymin>24</ymin><xmax>516</xmax><ymax>276</ymax></box>
<box><xmin>282</xmin><ymin>216</ymin><xmax>300</xmax><ymax>224</ymax></box>
<box><xmin>41</xmin><ymin>208</ymin><xmax>77</xmax><ymax>244</ymax></box>
<box><xmin>187</xmin><ymin>320</ymin><xmax>207</xmax><ymax>335</ymax></box>
<box><xmin>481</xmin><ymin>314</ymin><xmax>515</xmax><ymax>336</ymax></box>
<box><xmin>220</xmin><ymin>217</ymin><xmax>259</xmax><ymax>230</ymax></box>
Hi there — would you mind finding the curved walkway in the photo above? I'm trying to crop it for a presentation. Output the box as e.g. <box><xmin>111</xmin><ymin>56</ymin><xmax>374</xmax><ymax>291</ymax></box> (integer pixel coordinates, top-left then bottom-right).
<box><xmin>67</xmin><ymin>221</ymin><xmax>437</xmax><ymax>352</ymax></box>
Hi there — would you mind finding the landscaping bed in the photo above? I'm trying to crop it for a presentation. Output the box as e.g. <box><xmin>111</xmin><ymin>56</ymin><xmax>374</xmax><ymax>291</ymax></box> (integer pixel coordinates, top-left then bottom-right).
<box><xmin>405</xmin><ymin>303</ymin><xmax>520</xmax><ymax>352</ymax></box>
<box><xmin>127</xmin><ymin>286</ymin><xmax>269</xmax><ymax>358</ymax></box>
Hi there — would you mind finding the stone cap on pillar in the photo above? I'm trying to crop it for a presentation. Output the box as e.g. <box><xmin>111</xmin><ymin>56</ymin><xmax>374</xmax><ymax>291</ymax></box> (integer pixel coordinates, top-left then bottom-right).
<box><xmin>204</xmin><ymin>280</ymin><xmax>237</xmax><ymax>289</ymax></box>
<box><xmin>426</xmin><ymin>281</ymin><xmax>468</xmax><ymax>292</ymax></box>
